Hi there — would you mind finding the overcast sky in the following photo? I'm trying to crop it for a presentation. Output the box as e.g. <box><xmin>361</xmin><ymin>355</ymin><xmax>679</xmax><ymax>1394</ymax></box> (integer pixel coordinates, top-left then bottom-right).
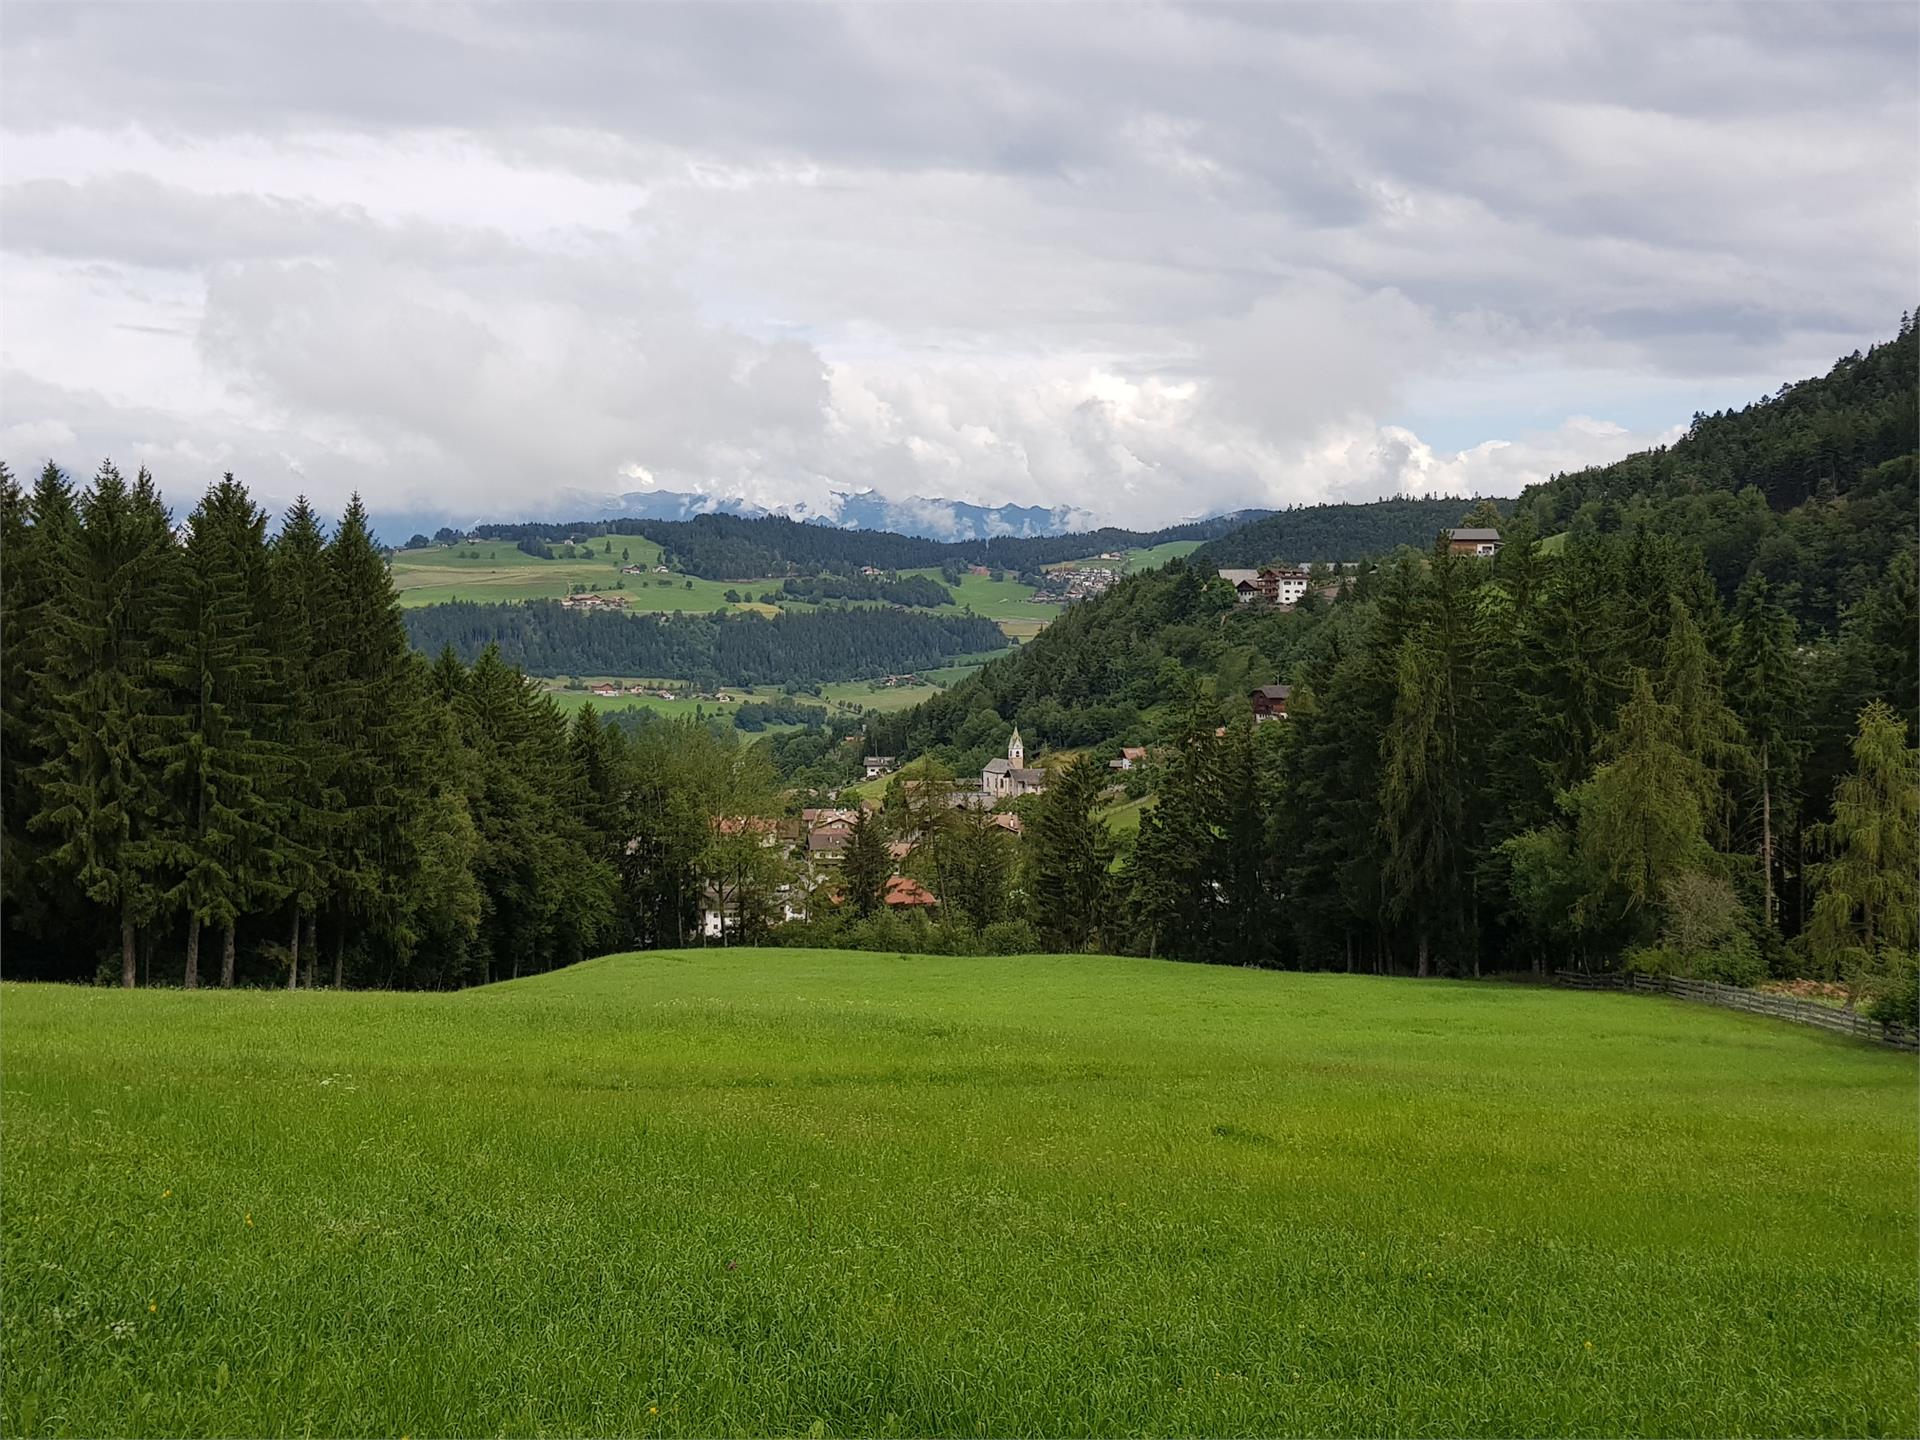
<box><xmin>1</xmin><ymin>2</ymin><xmax>1913</xmax><ymax>530</ymax></box>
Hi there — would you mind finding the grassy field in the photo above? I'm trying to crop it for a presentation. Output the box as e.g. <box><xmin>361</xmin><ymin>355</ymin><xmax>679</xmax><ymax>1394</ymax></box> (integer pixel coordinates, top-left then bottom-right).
<box><xmin>387</xmin><ymin>534</ymin><xmax>775</xmax><ymax>612</ymax></box>
<box><xmin>1098</xmin><ymin>791</ymin><xmax>1156</xmax><ymax>833</ymax></box>
<box><xmin>542</xmin><ymin>685</ymin><xmax>775</xmax><ymax>726</ymax></box>
<box><xmin>4</xmin><ymin>952</ymin><xmax>1914</xmax><ymax>1437</ymax></box>
<box><xmin>1124</xmin><ymin>539</ymin><xmax>1203</xmax><ymax>571</ymax></box>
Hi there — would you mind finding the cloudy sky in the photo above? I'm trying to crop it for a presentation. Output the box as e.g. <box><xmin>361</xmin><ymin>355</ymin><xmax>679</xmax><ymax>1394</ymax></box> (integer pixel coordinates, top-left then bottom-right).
<box><xmin>1</xmin><ymin>2</ymin><xmax>1913</xmax><ymax>530</ymax></box>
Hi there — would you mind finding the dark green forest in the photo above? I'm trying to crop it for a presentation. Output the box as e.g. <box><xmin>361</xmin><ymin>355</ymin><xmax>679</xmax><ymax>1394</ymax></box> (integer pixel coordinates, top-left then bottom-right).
<box><xmin>1</xmin><ymin>464</ymin><xmax>785</xmax><ymax>988</ymax></box>
<box><xmin>778</xmin><ymin>573</ymin><xmax>954</xmax><ymax>607</ymax></box>
<box><xmin>402</xmin><ymin>601</ymin><xmax>1005</xmax><ymax>685</ymax></box>
<box><xmin>466</xmin><ymin>510</ymin><xmax>1269</xmax><ymax>580</ymax></box>
<box><xmin>1194</xmin><ymin>496</ymin><xmax>1514</xmax><ymax>567</ymax></box>
<box><xmin>863</xmin><ymin>319</ymin><xmax>1920</xmax><ymax>1004</ymax></box>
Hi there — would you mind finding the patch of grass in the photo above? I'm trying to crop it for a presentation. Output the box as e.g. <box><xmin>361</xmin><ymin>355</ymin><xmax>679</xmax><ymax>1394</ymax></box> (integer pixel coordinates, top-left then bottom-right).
<box><xmin>1099</xmin><ymin>791</ymin><xmax>1156</xmax><ymax>833</ymax></box>
<box><xmin>3</xmin><ymin>952</ymin><xmax>1913</xmax><ymax>1437</ymax></box>
<box><xmin>1538</xmin><ymin>531</ymin><xmax>1568</xmax><ymax>555</ymax></box>
<box><xmin>896</xmin><ymin>568</ymin><xmax>1051</xmax><ymax>622</ymax></box>
<box><xmin>1125</xmin><ymin>540</ymin><xmax>1203</xmax><ymax>571</ymax></box>
<box><xmin>541</xmin><ymin>684</ymin><xmax>773</xmax><ymax>724</ymax></box>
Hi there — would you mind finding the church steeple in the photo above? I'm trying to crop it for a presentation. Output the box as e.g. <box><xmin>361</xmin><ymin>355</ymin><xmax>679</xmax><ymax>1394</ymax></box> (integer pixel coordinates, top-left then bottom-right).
<box><xmin>1008</xmin><ymin>727</ymin><xmax>1024</xmax><ymax>767</ymax></box>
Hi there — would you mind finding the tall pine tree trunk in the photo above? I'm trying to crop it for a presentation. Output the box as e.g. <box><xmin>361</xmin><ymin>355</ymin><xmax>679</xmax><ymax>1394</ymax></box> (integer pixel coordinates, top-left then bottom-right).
<box><xmin>1759</xmin><ymin>740</ymin><xmax>1775</xmax><ymax>930</ymax></box>
<box><xmin>1416</xmin><ymin>929</ymin><xmax>1431</xmax><ymax>979</ymax></box>
<box><xmin>287</xmin><ymin>905</ymin><xmax>301</xmax><ymax>989</ymax></box>
<box><xmin>221</xmin><ymin>922</ymin><xmax>237</xmax><ymax>988</ymax></box>
<box><xmin>184</xmin><ymin>915</ymin><xmax>201</xmax><ymax>990</ymax></box>
<box><xmin>120</xmin><ymin>906</ymin><xmax>137</xmax><ymax>989</ymax></box>
<box><xmin>327</xmin><ymin>921</ymin><xmax>340</xmax><ymax>989</ymax></box>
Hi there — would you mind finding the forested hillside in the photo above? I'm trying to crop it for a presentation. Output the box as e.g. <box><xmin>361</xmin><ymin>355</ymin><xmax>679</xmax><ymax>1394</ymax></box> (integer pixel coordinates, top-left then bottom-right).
<box><xmin>1194</xmin><ymin>496</ymin><xmax>1513</xmax><ymax>567</ymax></box>
<box><xmin>866</xmin><ymin>321</ymin><xmax>1919</xmax><ymax>993</ymax></box>
<box><xmin>405</xmin><ymin>602</ymin><xmax>1005</xmax><ymax>686</ymax></box>
<box><xmin>1</xmin><ymin>463</ymin><xmax>793</xmax><ymax>988</ymax></box>
<box><xmin>467</xmin><ymin>509</ymin><xmax>1270</xmax><ymax>580</ymax></box>
<box><xmin>1512</xmin><ymin>317</ymin><xmax>1918</xmax><ymax>631</ymax></box>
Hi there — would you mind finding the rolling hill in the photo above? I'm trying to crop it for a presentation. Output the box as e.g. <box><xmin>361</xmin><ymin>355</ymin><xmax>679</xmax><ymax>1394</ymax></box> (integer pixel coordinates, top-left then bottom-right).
<box><xmin>5</xmin><ymin>949</ymin><xmax>1911</xmax><ymax>1437</ymax></box>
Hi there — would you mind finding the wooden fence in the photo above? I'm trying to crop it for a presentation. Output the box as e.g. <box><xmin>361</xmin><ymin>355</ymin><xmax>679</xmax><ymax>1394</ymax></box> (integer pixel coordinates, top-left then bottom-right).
<box><xmin>1554</xmin><ymin>970</ymin><xmax>1919</xmax><ymax>1051</ymax></box>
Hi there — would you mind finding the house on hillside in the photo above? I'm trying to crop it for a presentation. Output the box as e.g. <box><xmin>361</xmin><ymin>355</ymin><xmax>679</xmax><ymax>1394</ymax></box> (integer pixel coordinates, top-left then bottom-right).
<box><xmin>1109</xmin><ymin>745</ymin><xmax>1149</xmax><ymax>772</ymax></box>
<box><xmin>1259</xmin><ymin>567</ymin><xmax>1310</xmax><ymax>605</ymax></box>
<box><xmin>1218</xmin><ymin>568</ymin><xmax>1262</xmax><ymax>603</ymax></box>
<box><xmin>982</xmin><ymin>728</ymin><xmax>1047</xmax><ymax>798</ymax></box>
<box><xmin>1251</xmin><ymin>684</ymin><xmax>1292</xmax><ymax>722</ymax></box>
<box><xmin>863</xmin><ymin>755</ymin><xmax>896</xmax><ymax>779</ymax></box>
<box><xmin>1442</xmin><ymin>527</ymin><xmax>1503</xmax><ymax>557</ymax></box>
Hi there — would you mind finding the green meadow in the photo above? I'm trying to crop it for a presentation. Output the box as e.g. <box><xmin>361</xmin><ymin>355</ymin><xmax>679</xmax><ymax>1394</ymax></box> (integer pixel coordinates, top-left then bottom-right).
<box><xmin>389</xmin><ymin>535</ymin><xmax>756</xmax><ymax>612</ymax></box>
<box><xmin>1123</xmin><ymin>539</ymin><xmax>1203</xmax><ymax>571</ymax></box>
<box><xmin>4</xmin><ymin>951</ymin><xmax>1914</xmax><ymax>1437</ymax></box>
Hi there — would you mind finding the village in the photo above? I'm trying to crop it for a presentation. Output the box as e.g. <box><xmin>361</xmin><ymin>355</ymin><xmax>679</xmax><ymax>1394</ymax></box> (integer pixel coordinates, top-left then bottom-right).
<box><xmin>692</xmin><ymin>524</ymin><xmax>1514</xmax><ymax>939</ymax></box>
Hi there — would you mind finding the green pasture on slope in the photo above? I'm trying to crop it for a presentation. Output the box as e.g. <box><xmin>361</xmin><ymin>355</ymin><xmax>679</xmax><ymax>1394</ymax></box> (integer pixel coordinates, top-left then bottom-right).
<box><xmin>897</xmin><ymin>569</ymin><xmax>1050</xmax><ymax>621</ymax></box>
<box><xmin>3</xmin><ymin>952</ymin><xmax>1914</xmax><ymax>1438</ymax></box>
<box><xmin>388</xmin><ymin>535</ymin><xmax>762</xmax><ymax>611</ymax></box>
<box><xmin>1124</xmin><ymin>539</ymin><xmax>1203</xmax><ymax>570</ymax></box>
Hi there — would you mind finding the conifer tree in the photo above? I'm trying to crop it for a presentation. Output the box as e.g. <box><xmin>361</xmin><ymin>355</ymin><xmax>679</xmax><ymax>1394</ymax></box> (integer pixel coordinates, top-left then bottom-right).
<box><xmin>1568</xmin><ymin>670</ymin><xmax>1714</xmax><ymax>941</ymax></box>
<box><xmin>1806</xmin><ymin>701</ymin><xmax>1919</xmax><ymax>1006</ymax></box>
<box><xmin>32</xmin><ymin>463</ymin><xmax>176</xmax><ymax>986</ymax></box>
<box><xmin>323</xmin><ymin>495</ymin><xmax>430</xmax><ymax>983</ymax></box>
<box><xmin>268</xmin><ymin>497</ymin><xmax>345</xmax><ymax>986</ymax></box>
<box><xmin>943</xmin><ymin>805</ymin><xmax>1014</xmax><ymax>932</ymax></box>
<box><xmin>3</xmin><ymin>464</ymin><xmax>83</xmax><ymax>953</ymax></box>
<box><xmin>840</xmin><ymin>807</ymin><xmax>890</xmax><ymax>919</ymax></box>
<box><xmin>1130</xmin><ymin>693</ymin><xmax>1225</xmax><ymax>961</ymax></box>
<box><xmin>1728</xmin><ymin>574</ymin><xmax>1801</xmax><ymax>929</ymax></box>
<box><xmin>147</xmin><ymin>477</ymin><xmax>284</xmax><ymax>988</ymax></box>
<box><xmin>1656</xmin><ymin>595</ymin><xmax>1751</xmax><ymax>848</ymax></box>
<box><xmin>1026</xmin><ymin>757</ymin><xmax>1111</xmax><ymax>952</ymax></box>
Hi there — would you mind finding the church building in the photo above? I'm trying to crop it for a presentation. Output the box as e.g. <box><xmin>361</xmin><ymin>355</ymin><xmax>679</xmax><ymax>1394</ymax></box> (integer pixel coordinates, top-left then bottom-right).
<box><xmin>981</xmin><ymin>728</ymin><xmax>1048</xmax><ymax>799</ymax></box>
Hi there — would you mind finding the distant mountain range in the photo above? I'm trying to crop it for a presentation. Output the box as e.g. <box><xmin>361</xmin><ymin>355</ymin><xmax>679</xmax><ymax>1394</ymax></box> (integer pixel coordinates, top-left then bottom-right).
<box><xmin>369</xmin><ymin>487</ymin><xmax>1104</xmax><ymax>548</ymax></box>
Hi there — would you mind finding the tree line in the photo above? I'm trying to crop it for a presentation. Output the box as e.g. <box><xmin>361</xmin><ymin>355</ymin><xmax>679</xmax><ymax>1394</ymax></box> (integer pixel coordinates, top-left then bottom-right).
<box><xmin>0</xmin><ymin>463</ymin><xmax>801</xmax><ymax>988</ymax></box>
<box><xmin>779</xmin><ymin>573</ymin><xmax>954</xmax><ymax>607</ymax></box>
<box><xmin>1194</xmin><ymin>495</ymin><xmax>1514</xmax><ymax>568</ymax></box>
<box><xmin>402</xmin><ymin>599</ymin><xmax>1005</xmax><ymax>686</ymax></box>
<box><xmin>463</xmin><ymin>509</ymin><xmax>1266</xmax><ymax>581</ymax></box>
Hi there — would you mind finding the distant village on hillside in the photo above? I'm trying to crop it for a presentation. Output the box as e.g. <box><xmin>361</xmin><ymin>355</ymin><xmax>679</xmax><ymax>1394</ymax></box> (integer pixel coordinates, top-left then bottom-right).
<box><xmin>690</xmin><ymin>520</ymin><xmax>1510</xmax><ymax>939</ymax></box>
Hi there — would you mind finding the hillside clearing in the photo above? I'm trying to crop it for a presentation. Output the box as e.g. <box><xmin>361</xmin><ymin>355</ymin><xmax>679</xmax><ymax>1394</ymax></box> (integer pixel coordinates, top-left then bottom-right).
<box><xmin>3</xmin><ymin>951</ymin><xmax>1913</xmax><ymax>1437</ymax></box>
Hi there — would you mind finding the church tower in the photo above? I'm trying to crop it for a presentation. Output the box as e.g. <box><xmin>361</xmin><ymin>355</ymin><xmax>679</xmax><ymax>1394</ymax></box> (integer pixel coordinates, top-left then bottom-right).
<box><xmin>1008</xmin><ymin>728</ymin><xmax>1024</xmax><ymax>768</ymax></box>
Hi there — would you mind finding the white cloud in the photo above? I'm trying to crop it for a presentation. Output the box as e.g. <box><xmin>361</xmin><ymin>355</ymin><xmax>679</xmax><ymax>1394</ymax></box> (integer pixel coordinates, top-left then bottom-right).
<box><xmin>0</xmin><ymin>2</ymin><xmax>1911</xmax><ymax>527</ymax></box>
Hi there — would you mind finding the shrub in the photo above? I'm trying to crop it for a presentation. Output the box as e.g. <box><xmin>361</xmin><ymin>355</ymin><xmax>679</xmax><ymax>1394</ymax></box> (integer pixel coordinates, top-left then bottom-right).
<box><xmin>1624</xmin><ymin>935</ymin><xmax>1766</xmax><ymax>988</ymax></box>
<box><xmin>980</xmin><ymin>919</ymin><xmax>1040</xmax><ymax>955</ymax></box>
<box><xmin>1866</xmin><ymin>949</ymin><xmax>1920</xmax><ymax>1027</ymax></box>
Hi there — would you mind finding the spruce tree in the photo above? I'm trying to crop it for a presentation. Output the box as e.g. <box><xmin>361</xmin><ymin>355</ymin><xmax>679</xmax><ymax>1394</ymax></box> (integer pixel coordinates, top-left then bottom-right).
<box><xmin>3</xmin><ymin>464</ymin><xmax>83</xmax><ymax>957</ymax></box>
<box><xmin>147</xmin><ymin>476</ymin><xmax>285</xmax><ymax>988</ymax></box>
<box><xmin>1130</xmin><ymin>693</ymin><xmax>1224</xmax><ymax>961</ymax></box>
<box><xmin>268</xmin><ymin>497</ymin><xmax>346</xmax><ymax>986</ymax></box>
<box><xmin>840</xmin><ymin>807</ymin><xmax>890</xmax><ymax>919</ymax></box>
<box><xmin>32</xmin><ymin>464</ymin><xmax>176</xmax><ymax>986</ymax></box>
<box><xmin>1026</xmin><ymin>757</ymin><xmax>1111</xmax><ymax>952</ymax></box>
<box><xmin>323</xmin><ymin>495</ymin><xmax>431</xmax><ymax>983</ymax></box>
